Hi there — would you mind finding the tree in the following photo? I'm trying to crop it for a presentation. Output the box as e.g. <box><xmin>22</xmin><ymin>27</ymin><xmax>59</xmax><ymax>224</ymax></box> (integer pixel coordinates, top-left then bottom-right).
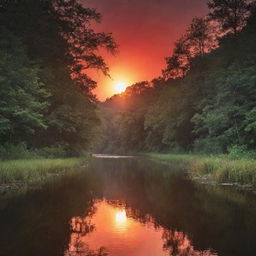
<box><xmin>207</xmin><ymin>0</ymin><xmax>251</xmax><ymax>36</ymax></box>
<box><xmin>186</xmin><ymin>17</ymin><xmax>218</xmax><ymax>57</ymax></box>
<box><xmin>0</xmin><ymin>29</ymin><xmax>49</xmax><ymax>144</ymax></box>
<box><xmin>0</xmin><ymin>0</ymin><xmax>117</xmax><ymax>155</ymax></box>
<box><xmin>89</xmin><ymin>0</ymin><xmax>256</xmax><ymax>155</ymax></box>
<box><xmin>163</xmin><ymin>35</ymin><xmax>191</xmax><ymax>79</ymax></box>
<box><xmin>163</xmin><ymin>17</ymin><xmax>217</xmax><ymax>79</ymax></box>
<box><xmin>54</xmin><ymin>0</ymin><xmax>117</xmax><ymax>98</ymax></box>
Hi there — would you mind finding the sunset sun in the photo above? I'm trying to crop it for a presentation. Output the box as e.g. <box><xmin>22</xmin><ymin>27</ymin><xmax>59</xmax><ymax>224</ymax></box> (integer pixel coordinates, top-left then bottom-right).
<box><xmin>114</xmin><ymin>81</ymin><xmax>127</xmax><ymax>94</ymax></box>
<box><xmin>115</xmin><ymin>209</ymin><xmax>127</xmax><ymax>224</ymax></box>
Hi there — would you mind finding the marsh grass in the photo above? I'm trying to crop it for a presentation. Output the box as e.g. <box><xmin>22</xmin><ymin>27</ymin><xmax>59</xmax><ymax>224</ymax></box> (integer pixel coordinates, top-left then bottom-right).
<box><xmin>0</xmin><ymin>158</ymin><xmax>82</xmax><ymax>184</ymax></box>
<box><xmin>148</xmin><ymin>153</ymin><xmax>256</xmax><ymax>186</ymax></box>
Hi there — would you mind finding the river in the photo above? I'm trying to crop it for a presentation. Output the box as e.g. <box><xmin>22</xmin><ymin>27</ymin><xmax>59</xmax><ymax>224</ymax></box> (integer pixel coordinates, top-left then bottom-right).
<box><xmin>0</xmin><ymin>156</ymin><xmax>256</xmax><ymax>256</ymax></box>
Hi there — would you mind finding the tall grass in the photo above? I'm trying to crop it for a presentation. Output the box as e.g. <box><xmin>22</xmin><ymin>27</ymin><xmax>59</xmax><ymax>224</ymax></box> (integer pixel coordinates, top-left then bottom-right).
<box><xmin>0</xmin><ymin>158</ymin><xmax>82</xmax><ymax>184</ymax></box>
<box><xmin>148</xmin><ymin>153</ymin><xmax>256</xmax><ymax>186</ymax></box>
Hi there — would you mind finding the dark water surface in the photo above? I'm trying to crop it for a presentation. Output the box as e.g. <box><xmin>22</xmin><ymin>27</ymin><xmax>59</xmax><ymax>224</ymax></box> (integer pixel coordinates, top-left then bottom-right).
<box><xmin>1</xmin><ymin>157</ymin><xmax>256</xmax><ymax>256</ymax></box>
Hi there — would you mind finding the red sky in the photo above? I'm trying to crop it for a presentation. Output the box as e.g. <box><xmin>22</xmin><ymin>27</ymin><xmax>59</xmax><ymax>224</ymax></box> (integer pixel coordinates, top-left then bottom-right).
<box><xmin>83</xmin><ymin>0</ymin><xmax>208</xmax><ymax>100</ymax></box>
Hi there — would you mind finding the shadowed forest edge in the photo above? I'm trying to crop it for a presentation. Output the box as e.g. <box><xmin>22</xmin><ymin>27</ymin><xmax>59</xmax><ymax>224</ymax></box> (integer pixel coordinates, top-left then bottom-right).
<box><xmin>1</xmin><ymin>0</ymin><xmax>256</xmax><ymax>186</ymax></box>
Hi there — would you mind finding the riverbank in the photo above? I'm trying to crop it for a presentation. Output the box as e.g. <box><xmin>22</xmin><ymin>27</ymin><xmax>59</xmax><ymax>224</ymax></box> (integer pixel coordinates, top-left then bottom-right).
<box><xmin>147</xmin><ymin>153</ymin><xmax>256</xmax><ymax>187</ymax></box>
<box><xmin>0</xmin><ymin>158</ymin><xmax>85</xmax><ymax>195</ymax></box>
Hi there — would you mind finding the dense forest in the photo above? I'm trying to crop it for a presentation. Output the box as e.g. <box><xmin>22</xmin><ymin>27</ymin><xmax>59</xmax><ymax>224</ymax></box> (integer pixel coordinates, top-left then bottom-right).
<box><xmin>1</xmin><ymin>1</ymin><xmax>256</xmax><ymax>254</ymax></box>
<box><xmin>1</xmin><ymin>0</ymin><xmax>256</xmax><ymax>158</ymax></box>
<box><xmin>96</xmin><ymin>0</ymin><xmax>256</xmax><ymax>154</ymax></box>
<box><xmin>0</xmin><ymin>0</ymin><xmax>116</xmax><ymax>158</ymax></box>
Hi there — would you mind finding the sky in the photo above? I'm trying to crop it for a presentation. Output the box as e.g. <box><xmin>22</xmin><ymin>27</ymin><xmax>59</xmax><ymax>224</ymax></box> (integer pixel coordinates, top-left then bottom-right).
<box><xmin>83</xmin><ymin>0</ymin><xmax>208</xmax><ymax>100</ymax></box>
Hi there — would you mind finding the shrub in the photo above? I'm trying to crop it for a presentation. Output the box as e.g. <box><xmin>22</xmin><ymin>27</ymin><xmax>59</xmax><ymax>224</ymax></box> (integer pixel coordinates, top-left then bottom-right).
<box><xmin>228</xmin><ymin>144</ymin><xmax>256</xmax><ymax>160</ymax></box>
<box><xmin>0</xmin><ymin>143</ymin><xmax>34</xmax><ymax>160</ymax></box>
<box><xmin>193</xmin><ymin>138</ymin><xmax>223</xmax><ymax>154</ymax></box>
<box><xmin>0</xmin><ymin>143</ymin><xmax>70</xmax><ymax>160</ymax></box>
<box><xmin>34</xmin><ymin>144</ymin><xmax>69</xmax><ymax>159</ymax></box>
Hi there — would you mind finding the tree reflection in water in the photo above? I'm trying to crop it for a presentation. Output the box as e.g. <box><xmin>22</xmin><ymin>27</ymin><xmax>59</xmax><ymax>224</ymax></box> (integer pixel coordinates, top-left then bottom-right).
<box><xmin>1</xmin><ymin>157</ymin><xmax>256</xmax><ymax>256</ymax></box>
<box><xmin>65</xmin><ymin>216</ymin><xmax>108</xmax><ymax>256</ymax></box>
<box><xmin>63</xmin><ymin>157</ymin><xmax>256</xmax><ymax>256</ymax></box>
<box><xmin>65</xmin><ymin>199</ymin><xmax>217</xmax><ymax>256</ymax></box>
<box><xmin>162</xmin><ymin>230</ymin><xmax>217</xmax><ymax>256</ymax></box>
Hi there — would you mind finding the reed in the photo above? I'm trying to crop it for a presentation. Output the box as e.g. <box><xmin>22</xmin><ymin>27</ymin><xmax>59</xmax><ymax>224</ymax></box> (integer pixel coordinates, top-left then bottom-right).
<box><xmin>0</xmin><ymin>158</ymin><xmax>82</xmax><ymax>184</ymax></box>
<box><xmin>148</xmin><ymin>153</ymin><xmax>256</xmax><ymax>186</ymax></box>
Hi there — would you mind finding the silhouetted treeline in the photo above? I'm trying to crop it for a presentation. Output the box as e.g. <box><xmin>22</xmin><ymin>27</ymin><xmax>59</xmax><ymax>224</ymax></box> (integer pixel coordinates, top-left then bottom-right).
<box><xmin>96</xmin><ymin>0</ymin><xmax>256</xmax><ymax>154</ymax></box>
<box><xmin>0</xmin><ymin>0</ymin><xmax>116</xmax><ymax>158</ymax></box>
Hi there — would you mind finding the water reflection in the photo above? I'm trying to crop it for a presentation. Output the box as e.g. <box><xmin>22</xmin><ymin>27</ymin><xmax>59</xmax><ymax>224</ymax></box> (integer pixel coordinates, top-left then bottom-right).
<box><xmin>66</xmin><ymin>199</ymin><xmax>218</xmax><ymax>256</ymax></box>
<box><xmin>66</xmin><ymin>200</ymin><xmax>169</xmax><ymax>256</ymax></box>
<box><xmin>1</xmin><ymin>157</ymin><xmax>256</xmax><ymax>256</ymax></box>
<box><xmin>162</xmin><ymin>231</ymin><xmax>217</xmax><ymax>256</ymax></box>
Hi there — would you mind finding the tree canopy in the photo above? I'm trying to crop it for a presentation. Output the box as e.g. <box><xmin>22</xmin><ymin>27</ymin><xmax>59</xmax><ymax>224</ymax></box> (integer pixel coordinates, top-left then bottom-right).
<box><xmin>96</xmin><ymin>1</ymin><xmax>256</xmax><ymax>154</ymax></box>
<box><xmin>0</xmin><ymin>0</ymin><xmax>116</xmax><ymax>157</ymax></box>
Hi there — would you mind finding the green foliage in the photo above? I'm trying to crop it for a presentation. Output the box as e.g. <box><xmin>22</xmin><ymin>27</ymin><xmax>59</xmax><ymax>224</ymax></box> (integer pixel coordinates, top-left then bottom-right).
<box><xmin>192</xmin><ymin>32</ymin><xmax>256</xmax><ymax>151</ymax></box>
<box><xmin>149</xmin><ymin>153</ymin><xmax>256</xmax><ymax>186</ymax></box>
<box><xmin>33</xmin><ymin>144</ymin><xmax>69</xmax><ymax>159</ymax></box>
<box><xmin>227</xmin><ymin>144</ymin><xmax>256</xmax><ymax>159</ymax></box>
<box><xmin>193</xmin><ymin>138</ymin><xmax>223</xmax><ymax>154</ymax></box>
<box><xmin>0</xmin><ymin>158</ymin><xmax>82</xmax><ymax>184</ymax></box>
<box><xmin>0</xmin><ymin>143</ymin><xmax>33</xmax><ymax>160</ymax></box>
<box><xmin>0</xmin><ymin>29</ymin><xmax>49</xmax><ymax>144</ymax></box>
<box><xmin>95</xmin><ymin>81</ymin><xmax>163</xmax><ymax>153</ymax></box>
<box><xmin>0</xmin><ymin>142</ymin><xmax>74</xmax><ymax>160</ymax></box>
<box><xmin>97</xmin><ymin>4</ymin><xmax>256</xmax><ymax>156</ymax></box>
<box><xmin>0</xmin><ymin>0</ymin><xmax>116</xmax><ymax>158</ymax></box>
<box><xmin>228</xmin><ymin>144</ymin><xmax>248</xmax><ymax>159</ymax></box>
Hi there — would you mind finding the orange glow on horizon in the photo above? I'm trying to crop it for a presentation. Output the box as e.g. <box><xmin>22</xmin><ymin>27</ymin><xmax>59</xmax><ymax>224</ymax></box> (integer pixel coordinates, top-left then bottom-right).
<box><xmin>90</xmin><ymin>67</ymin><xmax>137</xmax><ymax>100</ymax></box>
<box><xmin>86</xmin><ymin>0</ymin><xmax>208</xmax><ymax>101</ymax></box>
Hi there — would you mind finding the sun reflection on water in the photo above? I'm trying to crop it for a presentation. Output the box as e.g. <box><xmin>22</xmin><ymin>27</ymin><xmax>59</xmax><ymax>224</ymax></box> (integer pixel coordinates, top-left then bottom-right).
<box><xmin>65</xmin><ymin>200</ymin><xmax>218</xmax><ymax>256</ymax></box>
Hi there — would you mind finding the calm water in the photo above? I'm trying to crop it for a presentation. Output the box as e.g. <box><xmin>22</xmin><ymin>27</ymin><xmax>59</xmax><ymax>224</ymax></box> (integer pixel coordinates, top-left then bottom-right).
<box><xmin>1</xmin><ymin>157</ymin><xmax>256</xmax><ymax>256</ymax></box>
